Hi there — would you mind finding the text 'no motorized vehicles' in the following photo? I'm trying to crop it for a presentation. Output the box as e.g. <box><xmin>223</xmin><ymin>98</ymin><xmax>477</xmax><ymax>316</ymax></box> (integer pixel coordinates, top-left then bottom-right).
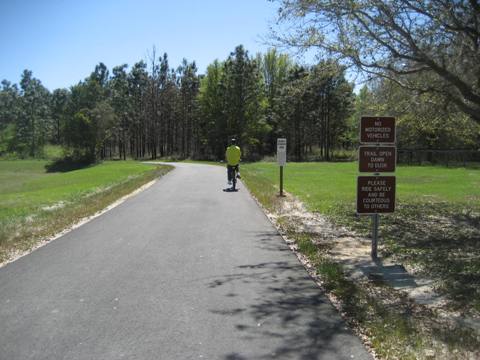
<box><xmin>360</xmin><ymin>117</ymin><xmax>396</xmax><ymax>144</ymax></box>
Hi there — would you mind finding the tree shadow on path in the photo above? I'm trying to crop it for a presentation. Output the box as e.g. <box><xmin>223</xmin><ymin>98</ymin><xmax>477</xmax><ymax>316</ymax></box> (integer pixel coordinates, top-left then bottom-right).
<box><xmin>207</xmin><ymin>231</ymin><xmax>371</xmax><ymax>360</ymax></box>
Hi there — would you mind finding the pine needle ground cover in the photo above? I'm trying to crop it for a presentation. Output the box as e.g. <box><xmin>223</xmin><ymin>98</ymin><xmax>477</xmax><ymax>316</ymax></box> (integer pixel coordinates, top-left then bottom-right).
<box><xmin>0</xmin><ymin>160</ymin><xmax>171</xmax><ymax>263</ymax></box>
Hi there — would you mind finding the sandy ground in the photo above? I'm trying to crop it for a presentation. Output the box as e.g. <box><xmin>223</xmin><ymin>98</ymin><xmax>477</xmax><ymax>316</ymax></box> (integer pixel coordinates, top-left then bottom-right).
<box><xmin>263</xmin><ymin>192</ymin><xmax>480</xmax><ymax>334</ymax></box>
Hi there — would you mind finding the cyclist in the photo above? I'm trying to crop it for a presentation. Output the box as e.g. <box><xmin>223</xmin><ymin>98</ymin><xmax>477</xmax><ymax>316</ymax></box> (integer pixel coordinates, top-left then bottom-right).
<box><xmin>226</xmin><ymin>138</ymin><xmax>241</xmax><ymax>186</ymax></box>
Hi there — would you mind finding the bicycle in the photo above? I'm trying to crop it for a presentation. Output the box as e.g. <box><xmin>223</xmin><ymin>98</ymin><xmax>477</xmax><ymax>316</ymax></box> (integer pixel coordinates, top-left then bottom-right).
<box><xmin>228</xmin><ymin>164</ymin><xmax>240</xmax><ymax>191</ymax></box>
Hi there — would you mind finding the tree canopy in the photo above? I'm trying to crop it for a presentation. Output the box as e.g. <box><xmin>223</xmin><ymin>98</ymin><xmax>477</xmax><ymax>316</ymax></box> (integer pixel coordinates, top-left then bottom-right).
<box><xmin>1</xmin><ymin>41</ymin><xmax>477</xmax><ymax>163</ymax></box>
<box><xmin>272</xmin><ymin>0</ymin><xmax>480</xmax><ymax>123</ymax></box>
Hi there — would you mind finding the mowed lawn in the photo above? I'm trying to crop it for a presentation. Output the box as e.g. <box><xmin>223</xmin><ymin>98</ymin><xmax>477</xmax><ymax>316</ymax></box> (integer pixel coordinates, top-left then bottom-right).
<box><xmin>0</xmin><ymin>161</ymin><xmax>159</xmax><ymax>217</ymax></box>
<box><xmin>242</xmin><ymin>161</ymin><xmax>480</xmax><ymax>213</ymax></box>
<box><xmin>0</xmin><ymin>160</ymin><xmax>169</xmax><ymax>262</ymax></box>
<box><xmin>242</xmin><ymin>162</ymin><xmax>480</xmax><ymax>310</ymax></box>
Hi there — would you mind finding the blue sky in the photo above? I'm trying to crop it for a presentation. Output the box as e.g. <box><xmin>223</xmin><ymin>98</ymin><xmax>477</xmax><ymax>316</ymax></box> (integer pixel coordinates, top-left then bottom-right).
<box><xmin>0</xmin><ymin>0</ymin><xmax>287</xmax><ymax>90</ymax></box>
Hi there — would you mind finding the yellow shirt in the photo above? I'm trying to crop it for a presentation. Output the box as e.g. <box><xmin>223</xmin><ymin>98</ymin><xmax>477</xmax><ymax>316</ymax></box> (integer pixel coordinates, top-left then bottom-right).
<box><xmin>226</xmin><ymin>145</ymin><xmax>241</xmax><ymax>166</ymax></box>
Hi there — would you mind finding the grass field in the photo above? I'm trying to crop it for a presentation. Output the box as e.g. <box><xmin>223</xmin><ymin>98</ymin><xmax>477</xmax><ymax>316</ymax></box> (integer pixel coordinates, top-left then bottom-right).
<box><xmin>0</xmin><ymin>160</ymin><xmax>171</xmax><ymax>263</ymax></box>
<box><xmin>242</xmin><ymin>162</ymin><xmax>480</xmax><ymax>212</ymax></box>
<box><xmin>241</xmin><ymin>161</ymin><xmax>480</xmax><ymax>358</ymax></box>
<box><xmin>242</xmin><ymin>162</ymin><xmax>480</xmax><ymax>310</ymax></box>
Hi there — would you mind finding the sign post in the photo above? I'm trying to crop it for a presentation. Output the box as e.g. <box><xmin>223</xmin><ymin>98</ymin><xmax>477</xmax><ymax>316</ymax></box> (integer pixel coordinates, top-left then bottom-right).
<box><xmin>372</xmin><ymin>213</ymin><xmax>379</xmax><ymax>259</ymax></box>
<box><xmin>358</xmin><ymin>117</ymin><xmax>396</xmax><ymax>259</ymax></box>
<box><xmin>277</xmin><ymin>138</ymin><xmax>287</xmax><ymax>196</ymax></box>
<box><xmin>280</xmin><ymin>166</ymin><xmax>284</xmax><ymax>197</ymax></box>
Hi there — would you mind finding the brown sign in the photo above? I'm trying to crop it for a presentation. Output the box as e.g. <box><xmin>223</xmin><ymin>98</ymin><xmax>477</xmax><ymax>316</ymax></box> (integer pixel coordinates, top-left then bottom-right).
<box><xmin>360</xmin><ymin>117</ymin><xmax>396</xmax><ymax>144</ymax></box>
<box><xmin>359</xmin><ymin>146</ymin><xmax>396</xmax><ymax>173</ymax></box>
<box><xmin>357</xmin><ymin>176</ymin><xmax>396</xmax><ymax>214</ymax></box>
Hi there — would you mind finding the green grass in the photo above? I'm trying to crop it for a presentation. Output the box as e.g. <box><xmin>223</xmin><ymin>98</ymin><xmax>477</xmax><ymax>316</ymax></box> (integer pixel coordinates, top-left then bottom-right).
<box><xmin>0</xmin><ymin>160</ymin><xmax>171</xmax><ymax>262</ymax></box>
<box><xmin>242</xmin><ymin>161</ymin><xmax>480</xmax><ymax>358</ymax></box>
<box><xmin>243</xmin><ymin>162</ymin><xmax>480</xmax><ymax>309</ymax></box>
<box><xmin>0</xmin><ymin>144</ymin><xmax>64</xmax><ymax>161</ymax></box>
<box><xmin>314</xmin><ymin>256</ymin><xmax>424</xmax><ymax>359</ymax></box>
<box><xmin>42</xmin><ymin>144</ymin><xmax>64</xmax><ymax>160</ymax></box>
<box><xmin>242</xmin><ymin>162</ymin><xmax>480</xmax><ymax>213</ymax></box>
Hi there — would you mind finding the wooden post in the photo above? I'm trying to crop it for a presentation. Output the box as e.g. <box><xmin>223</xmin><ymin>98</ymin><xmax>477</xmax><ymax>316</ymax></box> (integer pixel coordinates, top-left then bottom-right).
<box><xmin>280</xmin><ymin>166</ymin><xmax>284</xmax><ymax>196</ymax></box>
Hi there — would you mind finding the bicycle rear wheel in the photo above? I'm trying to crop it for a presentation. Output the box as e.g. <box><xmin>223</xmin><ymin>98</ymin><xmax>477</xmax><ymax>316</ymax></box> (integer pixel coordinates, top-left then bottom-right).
<box><xmin>232</xmin><ymin>168</ymin><xmax>237</xmax><ymax>190</ymax></box>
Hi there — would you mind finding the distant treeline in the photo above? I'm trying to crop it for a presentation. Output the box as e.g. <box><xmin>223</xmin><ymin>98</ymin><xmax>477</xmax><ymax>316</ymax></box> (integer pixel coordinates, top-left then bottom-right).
<box><xmin>1</xmin><ymin>45</ymin><xmax>479</xmax><ymax>163</ymax></box>
<box><xmin>0</xmin><ymin>46</ymin><xmax>353</xmax><ymax>162</ymax></box>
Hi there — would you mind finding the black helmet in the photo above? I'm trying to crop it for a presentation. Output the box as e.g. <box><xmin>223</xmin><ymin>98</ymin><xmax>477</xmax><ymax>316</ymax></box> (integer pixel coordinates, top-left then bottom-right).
<box><xmin>230</xmin><ymin>138</ymin><xmax>237</xmax><ymax>144</ymax></box>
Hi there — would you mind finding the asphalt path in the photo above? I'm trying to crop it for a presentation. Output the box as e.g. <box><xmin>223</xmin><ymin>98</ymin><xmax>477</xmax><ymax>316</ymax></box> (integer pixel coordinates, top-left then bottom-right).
<box><xmin>0</xmin><ymin>163</ymin><xmax>371</xmax><ymax>360</ymax></box>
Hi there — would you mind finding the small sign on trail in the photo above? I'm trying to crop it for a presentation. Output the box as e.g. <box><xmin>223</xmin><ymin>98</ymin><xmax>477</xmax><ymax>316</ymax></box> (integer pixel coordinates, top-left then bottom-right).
<box><xmin>277</xmin><ymin>138</ymin><xmax>287</xmax><ymax>166</ymax></box>
<box><xmin>277</xmin><ymin>138</ymin><xmax>287</xmax><ymax>196</ymax></box>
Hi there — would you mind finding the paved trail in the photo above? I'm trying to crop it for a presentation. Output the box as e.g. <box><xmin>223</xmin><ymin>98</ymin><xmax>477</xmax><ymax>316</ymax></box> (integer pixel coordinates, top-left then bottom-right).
<box><xmin>0</xmin><ymin>163</ymin><xmax>371</xmax><ymax>359</ymax></box>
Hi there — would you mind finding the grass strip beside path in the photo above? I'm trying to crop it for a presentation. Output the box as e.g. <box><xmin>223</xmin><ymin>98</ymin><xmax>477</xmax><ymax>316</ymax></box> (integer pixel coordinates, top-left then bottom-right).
<box><xmin>242</xmin><ymin>162</ymin><xmax>480</xmax><ymax>311</ymax></box>
<box><xmin>0</xmin><ymin>160</ymin><xmax>172</xmax><ymax>264</ymax></box>
<box><xmin>241</xmin><ymin>161</ymin><xmax>480</xmax><ymax>359</ymax></box>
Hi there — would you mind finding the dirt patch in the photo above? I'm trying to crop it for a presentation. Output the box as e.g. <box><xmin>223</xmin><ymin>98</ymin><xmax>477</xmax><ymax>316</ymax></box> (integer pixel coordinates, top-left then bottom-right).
<box><xmin>266</xmin><ymin>192</ymin><xmax>480</xmax><ymax>335</ymax></box>
<box><xmin>41</xmin><ymin>201</ymin><xmax>66</xmax><ymax>211</ymax></box>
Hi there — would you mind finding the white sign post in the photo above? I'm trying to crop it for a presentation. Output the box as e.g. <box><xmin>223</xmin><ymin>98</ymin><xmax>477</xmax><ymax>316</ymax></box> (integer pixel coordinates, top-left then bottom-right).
<box><xmin>277</xmin><ymin>138</ymin><xmax>287</xmax><ymax>196</ymax></box>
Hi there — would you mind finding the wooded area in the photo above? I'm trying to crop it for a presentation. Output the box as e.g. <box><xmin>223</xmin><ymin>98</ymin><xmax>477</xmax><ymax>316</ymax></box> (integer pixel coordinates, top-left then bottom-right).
<box><xmin>0</xmin><ymin>46</ymin><xmax>355</xmax><ymax>162</ymax></box>
<box><xmin>1</xmin><ymin>1</ymin><xmax>479</xmax><ymax>163</ymax></box>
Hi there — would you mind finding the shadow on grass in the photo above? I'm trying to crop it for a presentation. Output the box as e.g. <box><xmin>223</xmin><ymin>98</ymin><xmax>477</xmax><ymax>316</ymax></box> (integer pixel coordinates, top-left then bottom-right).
<box><xmin>280</xmin><ymin>219</ymin><xmax>480</xmax><ymax>357</ymax></box>
<box><xmin>45</xmin><ymin>158</ymin><xmax>94</xmax><ymax>173</ymax></box>
<box><xmin>386</xmin><ymin>203</ymin><xmax>480</xmax><ymax>309</ymax></box>
<box><xmin>338</xmin><ymin>201</ymin><xmax>480</xmax><ymax>310</ymax></box>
